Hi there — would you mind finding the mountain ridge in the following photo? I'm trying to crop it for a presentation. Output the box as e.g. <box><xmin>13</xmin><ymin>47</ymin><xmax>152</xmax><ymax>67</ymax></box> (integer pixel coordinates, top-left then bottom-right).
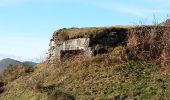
<box><xmin>0</xmin><ymin>58</ymin><xmax>37</xmax><ymax>73</ymax></box>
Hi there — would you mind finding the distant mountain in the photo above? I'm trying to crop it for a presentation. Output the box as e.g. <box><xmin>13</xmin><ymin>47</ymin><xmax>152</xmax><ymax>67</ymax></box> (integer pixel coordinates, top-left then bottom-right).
<box><xmin>0</xmin><ymin>58</ymin><xmax>22</xmax><ymax>73</ymax></box>
<box><xmin>23</xmin><ymin>61</ymin><xmax>37</xmax><ymax>66</ymax></box>
<box><xmin>0</xmin><ymin>58</ymin><xmax>37</xmax><ymax>73</ymax></box>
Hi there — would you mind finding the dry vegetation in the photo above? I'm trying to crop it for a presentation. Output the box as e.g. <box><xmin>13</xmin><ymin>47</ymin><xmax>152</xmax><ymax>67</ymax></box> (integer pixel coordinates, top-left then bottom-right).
<box><xmin>127</xmin><ymin>26</ymin><xmax>170</xmax><ymax>68</ymax></box>
<box><xmin>0</xmin><ymin>64</ymin><xmax>34</xmax><ymax>84</ymax></box>
<box><xmin>42</xmin><ymin>49</ymin><xmax>170</xmax><ymax>99</ymax></box>
<box><xmin>0</xmin><ymin>48</ymin><xmax>170</xmax><ymax>100</ymax></box>
<box><xmin>0</xmin><ymin>64</ymin><xmax>34</xmax><ymax>95</ymax></box>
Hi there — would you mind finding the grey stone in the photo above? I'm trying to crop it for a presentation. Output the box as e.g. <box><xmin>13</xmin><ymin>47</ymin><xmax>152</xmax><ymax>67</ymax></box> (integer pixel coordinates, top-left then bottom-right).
<box><xmin>48</xmin><ymin>38</ymin><xmax>92</xmax><ymax>61</ymax></box>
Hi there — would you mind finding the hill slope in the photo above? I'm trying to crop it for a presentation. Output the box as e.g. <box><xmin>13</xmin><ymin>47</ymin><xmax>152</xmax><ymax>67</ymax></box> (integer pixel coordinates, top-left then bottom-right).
<box><xmin>0</xmin><ymin>47</ymin><xmax>169</xmax><ymax>100</ymax></box>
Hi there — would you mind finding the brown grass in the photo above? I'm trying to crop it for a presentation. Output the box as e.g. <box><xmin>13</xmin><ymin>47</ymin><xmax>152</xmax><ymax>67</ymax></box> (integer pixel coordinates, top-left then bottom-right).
<box><xmin>0</xmin><ymin>64</ymin><xmax>34</xmax><ymax>94</ymax></box>
<box><xmin>43</xmin><ymin>52</ymin><xmax>169</xmax><ymax>99</ymax></box>
<box><xmin>127</xmin><ymin>26</ymin><xmax>170</xmax><ymax>68</ymax></box>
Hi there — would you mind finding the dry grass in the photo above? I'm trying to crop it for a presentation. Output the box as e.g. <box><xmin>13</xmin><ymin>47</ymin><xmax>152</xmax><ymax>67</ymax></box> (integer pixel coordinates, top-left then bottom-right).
<box><xmin>127</xmin><ymin>26</ymin><xmax>170</xmax><ymax>68</ymax></box>
<box><xmin>43</xmin><ymin>50</ymin><xmax>170</xmax><ymax>99</ymax></box>
<box><xmin>25</xmin><ymin>74</ymin><xmax>44</xmax><ymax>93</ymax></box>
<box><xmin>0</xmin><ymin>64</ymin><xmax>34</xmax><ymax>95</ymax></box>
<box><xmin>0</xmin><ymin>50</ymin><xmax>170</xmax><ymax>99</ymax></box>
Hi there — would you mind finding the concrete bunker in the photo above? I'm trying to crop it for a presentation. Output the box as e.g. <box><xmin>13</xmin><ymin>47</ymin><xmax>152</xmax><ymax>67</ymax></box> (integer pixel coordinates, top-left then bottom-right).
<box><xmin>49</xmin><ymin>38</ymin><xmax>92</xmax><ymax>60</ymax></box>
<box><xmin>48</xmin><ymin>27</ymin><xmax>128</xmax><ymax>61</ymax></box>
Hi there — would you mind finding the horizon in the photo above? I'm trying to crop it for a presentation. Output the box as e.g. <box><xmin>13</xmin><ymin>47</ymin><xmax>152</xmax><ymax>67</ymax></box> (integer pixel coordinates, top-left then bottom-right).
<box><xmin>0</xmin><ymin>0</ymin><xmax>170</xmax><ymax>62</ymax></box>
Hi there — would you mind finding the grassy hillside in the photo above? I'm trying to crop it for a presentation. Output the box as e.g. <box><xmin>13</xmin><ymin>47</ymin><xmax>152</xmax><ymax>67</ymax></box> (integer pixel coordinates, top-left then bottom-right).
<box><xmin>0</xmin><ymin>46</ymin><xmax>170</xmax><ymax>100</ymax></box>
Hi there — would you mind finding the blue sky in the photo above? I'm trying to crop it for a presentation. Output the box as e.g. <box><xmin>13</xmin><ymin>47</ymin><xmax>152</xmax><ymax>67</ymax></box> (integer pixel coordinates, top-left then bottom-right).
<box><xmin>0</xmin><ymin>0</ymin><xmax>170</xmax><ymax>62</ymax></box>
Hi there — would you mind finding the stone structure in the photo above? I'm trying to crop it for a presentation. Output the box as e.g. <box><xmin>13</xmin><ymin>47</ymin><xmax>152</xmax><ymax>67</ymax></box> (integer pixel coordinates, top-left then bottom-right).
<box><xmin>48</xmin><ymin>25</ymin><xmax>170</xmax><ymax>67</ymax></box>
<box><xmin>49</xmin><ymin>38</ymin><xmax>92</xmax><ymax>60</ymax></box>
<box><xmin>48</xmin><ymin>27</ymin><xmax>128</xmax><ymax>61</ymax></box>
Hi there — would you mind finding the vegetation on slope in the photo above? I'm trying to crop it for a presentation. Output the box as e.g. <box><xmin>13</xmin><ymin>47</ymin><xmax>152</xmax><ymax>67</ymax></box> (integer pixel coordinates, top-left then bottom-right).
<box><xmin>127</xmin><ymin>26</ymin><xmax>170</xmax><ymax>67</ymax></box>
<box><xmin>0</xmin><ymin>46</ymin><xmax>170</xmax><ymax>100</ymax></box>
<box><xmin>0</xmin><ymin>64</ymin><xmax>34</xmax><ymax>96</ymax></box>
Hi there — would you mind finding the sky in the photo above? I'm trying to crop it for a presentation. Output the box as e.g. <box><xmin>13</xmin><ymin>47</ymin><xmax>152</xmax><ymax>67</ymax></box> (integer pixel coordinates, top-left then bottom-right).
<box><xmin>0</xmin><ymin>0</ymin><xmax>170</xmax><ymax>62</ymax></box>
